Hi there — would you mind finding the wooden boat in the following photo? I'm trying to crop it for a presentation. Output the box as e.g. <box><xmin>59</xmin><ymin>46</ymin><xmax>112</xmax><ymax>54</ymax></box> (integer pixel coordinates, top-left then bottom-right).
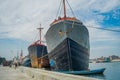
<box><xmin>57</xmin><ymin>68</ymin><xmax>106</xmax><ymax>75</ymax></box>
<box><xmin>22</xmin><ymin>57</ymin><xmax>31</xmax><ymax>67</ymax></box>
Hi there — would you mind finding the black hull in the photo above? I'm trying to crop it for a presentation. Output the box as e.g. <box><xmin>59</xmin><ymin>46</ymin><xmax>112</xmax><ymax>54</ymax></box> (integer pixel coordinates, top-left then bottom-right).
<box><xmin>49</xmin><ymin>38</ymin><xmax>89</xmax><ymax>71</ymax></box>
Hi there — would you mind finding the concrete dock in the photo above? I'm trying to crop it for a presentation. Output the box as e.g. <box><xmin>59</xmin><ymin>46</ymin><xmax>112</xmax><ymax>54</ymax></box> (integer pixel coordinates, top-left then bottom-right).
<box><xmin>0</xmin><ymin>66</ymin><xmax>98</xmax><ymax>80</ymax></box>
<box><xmin>0</xmin><ymin>66</ymin><xmax>33</xmax><ymax>80</ymax></box>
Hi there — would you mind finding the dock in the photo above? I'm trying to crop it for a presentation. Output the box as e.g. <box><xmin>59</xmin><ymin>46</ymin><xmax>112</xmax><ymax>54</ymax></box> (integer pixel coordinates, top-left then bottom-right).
<box><xmin>0</xmin><ymin>66</ymin><xmax>33</xmax><ymax>80</ymax></box>
<box><xmin>0</xmin><ymin>66</ymin><xmax>99</xmax><ymax>80</ymax></box>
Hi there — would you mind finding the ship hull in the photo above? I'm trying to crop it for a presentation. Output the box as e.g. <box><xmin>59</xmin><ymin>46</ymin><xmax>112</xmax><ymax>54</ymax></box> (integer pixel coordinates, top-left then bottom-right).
<box><xmin>28</xmin><ymin>45</ymin><xmax>48</xmax><ymax>68</ymax></box>
<box><xmin>45</xmin><ymin>20</ymin><xmax>90</xmax><ymax>71</ymax></box>
<box><xmin>49</xmin><ymin>38</ymin><xmax>89</xmax><ymax>71</ymax></box>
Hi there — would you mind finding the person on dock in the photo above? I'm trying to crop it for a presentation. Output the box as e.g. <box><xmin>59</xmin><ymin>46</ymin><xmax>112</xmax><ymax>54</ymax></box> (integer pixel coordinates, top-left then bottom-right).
<box><xmin>14</xmin><ymin>62</ymin><xmax>17</xmax><ymax>69</ymax></box>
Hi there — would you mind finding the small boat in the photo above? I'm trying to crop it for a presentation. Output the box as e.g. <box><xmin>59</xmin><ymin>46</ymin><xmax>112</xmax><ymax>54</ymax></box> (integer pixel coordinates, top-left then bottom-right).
<box><xmin>57</xmin><ymin>68</ymin><xmax>106</xmax><ymax>75</ymax></box>
<box><xmin>22</xmin><ymin>57</ymin><xmax>31</xmax><ymax>67</ymax></box>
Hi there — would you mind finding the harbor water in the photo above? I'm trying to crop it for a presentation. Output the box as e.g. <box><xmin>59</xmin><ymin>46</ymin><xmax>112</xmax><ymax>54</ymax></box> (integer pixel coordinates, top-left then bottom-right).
<box><xmin>85</xmin><ymin>62</ymin><xmax>120</xmax><ymax>80</ymax></box>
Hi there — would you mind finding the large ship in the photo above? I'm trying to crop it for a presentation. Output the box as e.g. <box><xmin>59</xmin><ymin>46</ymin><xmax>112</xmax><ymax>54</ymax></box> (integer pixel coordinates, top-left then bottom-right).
<box><xmin>45</xmin><ymin>0</ymin><xmax>90</xmax><ymax>71</ymax></box>
<box><xmin>28</xmin><ymin>27</ymin><xmax>49</xmax><ymax>68</ymax></box>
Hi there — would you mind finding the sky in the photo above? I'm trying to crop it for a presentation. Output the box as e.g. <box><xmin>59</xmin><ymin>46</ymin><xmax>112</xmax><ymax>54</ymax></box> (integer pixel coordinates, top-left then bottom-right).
<box><xmin>0</xmin><ymin>0</ymin><xmax>120</xmax><ymax>60</ymax></box>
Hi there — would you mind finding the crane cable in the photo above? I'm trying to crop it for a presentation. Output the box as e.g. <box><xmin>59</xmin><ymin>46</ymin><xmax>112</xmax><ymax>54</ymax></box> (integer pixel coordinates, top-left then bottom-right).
<box><xmin>87</xmin><ymin>26</ymin><xmax>120</xmax><ymax>33</ymax></box>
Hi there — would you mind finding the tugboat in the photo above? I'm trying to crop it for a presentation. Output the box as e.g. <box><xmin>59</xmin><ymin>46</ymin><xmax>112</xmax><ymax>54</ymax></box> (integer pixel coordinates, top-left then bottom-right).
<box><xmin>28</xmin><ymin>25</ymin><xmax>50</xmax><ymax>68</ymax></box>
<box><xmin>45</xmin><ymin>0</ymin><xmax>90</xmax><ymax>71</ymax></box>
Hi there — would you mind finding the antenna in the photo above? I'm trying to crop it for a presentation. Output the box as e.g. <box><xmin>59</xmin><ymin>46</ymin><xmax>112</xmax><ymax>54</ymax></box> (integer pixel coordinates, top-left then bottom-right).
<box><xmin>37</xmin><ymin>24</ymin><xmax>44</xmax><ymax>44</ymax></box>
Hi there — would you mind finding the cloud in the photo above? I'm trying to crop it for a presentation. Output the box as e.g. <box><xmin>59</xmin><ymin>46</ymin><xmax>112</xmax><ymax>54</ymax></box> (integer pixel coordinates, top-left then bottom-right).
<box><xmin>87</xmin><ymin>0</ymin><xmax>120</xmax><ymax>13</ymax></box>
<box><xmin>0</xmin><ymin>0</ymin><xmax>120</xmax><ymax>59</ymax></box>
<box><xmin>0</xmin><ymin>0</ymin><xmax>62</xmax><ymax>42</ymax></box>
<box><xmin>0</xmin><ymin>0</ymin><xmax>120</xmax><ymax>41</ymax></box>
<box><xmin>84</xmin><ymin>19</ymin><xmax>120</xmax><ymax>58</ymax></box>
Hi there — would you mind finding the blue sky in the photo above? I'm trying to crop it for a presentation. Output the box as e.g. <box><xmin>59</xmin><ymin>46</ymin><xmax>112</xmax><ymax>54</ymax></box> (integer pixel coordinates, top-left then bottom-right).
<box><xmin>0</xmin><ymin>0</ymin><xmax>120</xmax><ymax>60</ymax></box>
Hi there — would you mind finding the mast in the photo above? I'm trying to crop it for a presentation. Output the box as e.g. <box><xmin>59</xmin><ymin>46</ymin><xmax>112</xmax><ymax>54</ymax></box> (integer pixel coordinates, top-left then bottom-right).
<box><xmin>37</xmin><ymin>24</ymin><xmax>43</xmax><ymax>44</ymax></box>
<box><xmin>20</xmin><ymin>49</ymin><xmax>23</xmax><ymax>57</ymax></box>
<box><xmin>63</xmin><ymin>0</ymin><xmax>66</xmax><ymax>18</ymax></box>
<box><xmin>20</xmin><ymin>49</ymin><xmax>23</xmax><ymax>64</ymax></box>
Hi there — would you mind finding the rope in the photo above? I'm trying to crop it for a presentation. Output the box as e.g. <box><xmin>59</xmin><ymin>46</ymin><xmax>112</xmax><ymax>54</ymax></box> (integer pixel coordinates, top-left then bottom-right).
<box><xmin>39</xmin><ymin>52</ymin><xmax>49</xmax><ymax>58</ymax></box>
<box><xmin>60</xmin><ymin>1</ymin><xmax>63</xmax><ymax>17</ymax></box>
<box><xmin>66</xmin><ymin>0</ymin><xmax>76</xmax><ymax>18</ymax></box>
<box><xmin>64</xmin><ymin>21</ymin><xmax>120</xmax><ymax>33</ymax></box>
<box><xmin>87</xmin><ymin>26</ymin><xmax>120</xmax><ymax>33</ymax></box>
<box><xmin>31</xmin><ymin>30</ymin><xmax>39</xmax><ymax>43</ymax></box>
<box><xmin>56</xmin><ymin>0</ymin><xmax>63</xmax><ymax>18</ymax></box>
<box><xmin>55</xmin><ymin>0</ymin><xmax>76</xmax><ymax>18</ymax></box>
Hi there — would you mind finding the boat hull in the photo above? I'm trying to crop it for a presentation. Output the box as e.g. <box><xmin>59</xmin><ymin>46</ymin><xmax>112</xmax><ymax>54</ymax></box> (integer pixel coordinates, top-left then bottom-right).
<box><xmin>49</xmin><ymin>38</ymin><xmax>89</xmax><ymax>71</ymax></box>
<box><xmin>28</xmin><ymin>45</ymin><xmax>49</xmax><ymax>68</ymax></box>
<box><xmin>58</xmin><ymin>68</ymin><xmax>106</xmax><ymax>75</ymax></box>
<box><xmin>45</xmin><ymin>20</ymin><xmax>90</xmax><ymax>71</ymax></box>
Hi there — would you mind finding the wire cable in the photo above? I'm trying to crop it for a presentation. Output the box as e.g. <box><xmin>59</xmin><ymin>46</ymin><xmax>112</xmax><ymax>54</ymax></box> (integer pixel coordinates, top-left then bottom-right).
<box><xmin>66</xmin><ymin>0</ymin><xmax>76</xmax><ymax>17</ymax></box>
<box><xmin>64</xmin><ymin>21</ymin><xmax>120</xmax><ymax>33</ymax></box>
<box><xmin>87</xmin><ymin>26</ymin><xmax>120</xmax><ymax>33</ymax></box>
<box><xmin>56</xmin><ymin>0</ymin><xmax>63</xmax><ymax>18</ymax></box>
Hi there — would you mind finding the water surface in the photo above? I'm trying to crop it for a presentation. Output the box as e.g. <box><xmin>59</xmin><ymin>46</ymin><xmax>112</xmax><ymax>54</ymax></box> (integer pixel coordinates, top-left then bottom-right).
<box><xmin>84</xmin><ymin>62</ymin><xmax>120</xmax><ymax>80</ymax></box>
